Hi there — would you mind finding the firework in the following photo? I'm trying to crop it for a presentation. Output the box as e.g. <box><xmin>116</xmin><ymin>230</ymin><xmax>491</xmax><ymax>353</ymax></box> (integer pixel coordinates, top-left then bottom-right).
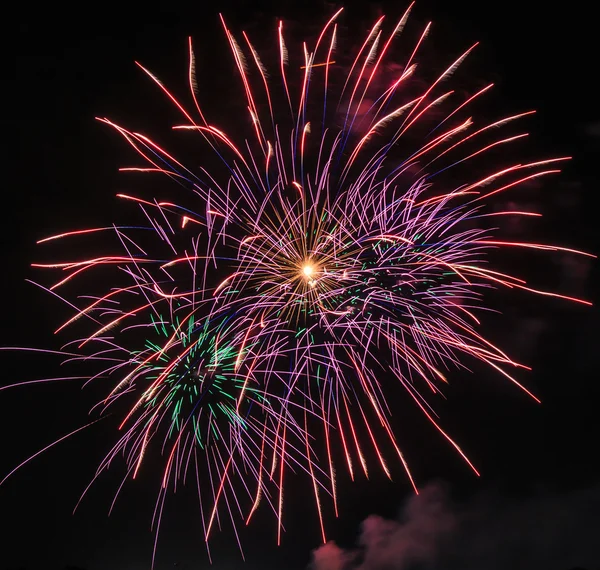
<box><xmin>2</xmin><ymin>5</ymin><xmax>593</xmax><ymax>562</ymax></box>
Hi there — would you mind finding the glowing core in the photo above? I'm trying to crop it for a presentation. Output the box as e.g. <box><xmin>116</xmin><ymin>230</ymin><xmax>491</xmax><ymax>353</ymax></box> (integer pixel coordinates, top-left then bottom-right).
<box><xmin>302</xmin><ymin>264</ymin><xmax>314</xmax><ymax>278</ymax></box>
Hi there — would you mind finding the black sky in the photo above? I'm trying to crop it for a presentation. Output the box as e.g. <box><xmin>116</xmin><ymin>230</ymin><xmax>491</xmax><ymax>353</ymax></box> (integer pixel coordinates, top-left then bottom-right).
<box><xmin>2</xmin><ymin>1</ymin><xmax>599</xmax><ymax>569</ymax></box>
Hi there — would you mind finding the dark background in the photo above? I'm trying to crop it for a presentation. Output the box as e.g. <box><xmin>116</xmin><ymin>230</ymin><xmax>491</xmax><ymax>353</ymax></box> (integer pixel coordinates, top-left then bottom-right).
<box><xmin>2</xmin><ymin>1</ymin><xmax>598</xmax><ymax>569</ymax></box>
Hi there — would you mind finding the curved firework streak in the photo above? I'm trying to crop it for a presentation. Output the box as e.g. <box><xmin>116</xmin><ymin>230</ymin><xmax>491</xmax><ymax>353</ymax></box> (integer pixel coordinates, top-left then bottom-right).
<box><xmin>2</xmin><ymin>5</ymin><xmax>594</xmax><ymax>562</ymax></box>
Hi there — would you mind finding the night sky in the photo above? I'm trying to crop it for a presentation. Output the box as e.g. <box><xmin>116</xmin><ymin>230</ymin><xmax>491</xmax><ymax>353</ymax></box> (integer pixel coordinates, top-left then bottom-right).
<box><xmin>2</xmin><ymin>1</ymin><xmax>599</xmax><ymax>569</ymax></box>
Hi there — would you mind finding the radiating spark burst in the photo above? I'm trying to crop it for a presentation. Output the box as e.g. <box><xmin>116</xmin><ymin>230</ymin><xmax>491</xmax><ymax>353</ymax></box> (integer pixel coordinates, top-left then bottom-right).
<box><xmin>2</xmin><ymin>5</ymin><xmax>594</xmax><ymax>565</ymax></box>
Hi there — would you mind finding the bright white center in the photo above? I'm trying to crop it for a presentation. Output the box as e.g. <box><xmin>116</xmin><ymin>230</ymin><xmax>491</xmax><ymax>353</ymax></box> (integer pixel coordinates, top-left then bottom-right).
<box><xmin>302</xmin><ymin>264</ymin><xmax>314</xmax><ymax>278</ymax></box>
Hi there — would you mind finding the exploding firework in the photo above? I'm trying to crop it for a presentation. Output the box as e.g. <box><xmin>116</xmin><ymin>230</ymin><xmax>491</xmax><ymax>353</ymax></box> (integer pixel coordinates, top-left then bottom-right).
<box><xmin>2</xmin><ymin>4</ymin><xmax>594</xmax><ymax>563</ymax></box>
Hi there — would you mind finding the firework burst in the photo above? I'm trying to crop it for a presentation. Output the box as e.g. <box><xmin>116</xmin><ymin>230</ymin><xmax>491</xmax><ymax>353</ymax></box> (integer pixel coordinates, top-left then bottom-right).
<box><xmin>2</xmin><ymin>4</ymin><xmax>594</xmax><ymax>563</ymax></box>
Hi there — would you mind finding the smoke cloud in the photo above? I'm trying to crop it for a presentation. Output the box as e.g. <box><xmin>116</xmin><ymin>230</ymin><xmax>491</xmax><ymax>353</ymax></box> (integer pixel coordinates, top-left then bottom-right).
<box><xmin>309</xmin><ymin>481</ymin><xmax>600</xmax><ymax>570</ymax></box>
